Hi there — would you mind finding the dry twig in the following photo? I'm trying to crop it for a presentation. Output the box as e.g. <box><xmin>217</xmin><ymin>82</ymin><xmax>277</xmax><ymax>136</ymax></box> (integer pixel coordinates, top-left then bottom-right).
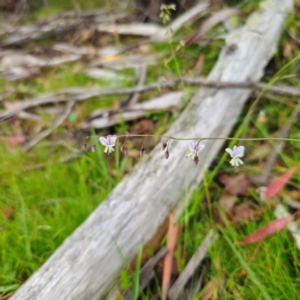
<box><xmin>122</xmin><ymin>247</ymin><xmax>168</xmax><ymax>300</ymax></box>
<box><xmin>2</xmin><ymin>78</ymin><xmax>300</xmax><ymax>122</ymax></box>
<box><xmin>23</xmin><ymin>100</ymin><xmax>76</xmax><ymax>152</ymax></box>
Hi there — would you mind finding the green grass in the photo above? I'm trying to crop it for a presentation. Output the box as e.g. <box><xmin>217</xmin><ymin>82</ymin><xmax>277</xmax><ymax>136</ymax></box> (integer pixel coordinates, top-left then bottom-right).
<box><xmin>0</xmin><ymin>142</ymin><xmax>117</xmax><ymax>285</ymax></box>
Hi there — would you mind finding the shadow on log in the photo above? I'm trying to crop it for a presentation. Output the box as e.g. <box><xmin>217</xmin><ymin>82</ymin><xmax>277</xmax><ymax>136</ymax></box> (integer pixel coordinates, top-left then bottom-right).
<box><xmin>11</xmin><ymin>0</ymin><xmax>293</xmax><ymax>299</ymax></box>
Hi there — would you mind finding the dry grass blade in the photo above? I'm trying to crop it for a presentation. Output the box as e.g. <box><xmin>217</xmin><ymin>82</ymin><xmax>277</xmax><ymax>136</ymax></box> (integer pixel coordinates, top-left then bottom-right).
<box><xmin>162</xmin><ymin>214</ymin><xmax>180</xmax><ymax>300</ymax></box>
<box><xmin>168</xmin><ymin>230</ymin><xmax>218</xmax><ymax>300</ymax></box>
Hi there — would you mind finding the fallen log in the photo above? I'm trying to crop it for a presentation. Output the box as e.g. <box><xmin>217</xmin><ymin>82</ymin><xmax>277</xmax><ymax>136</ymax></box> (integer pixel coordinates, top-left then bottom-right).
<box><xmin>11</xmin><ymin>0</ymin><xmax>293</xmax><ymax>299</ymax></box>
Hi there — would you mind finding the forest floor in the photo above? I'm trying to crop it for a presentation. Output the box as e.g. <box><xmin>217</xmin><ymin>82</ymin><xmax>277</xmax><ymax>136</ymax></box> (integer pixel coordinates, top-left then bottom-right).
<box><xmin>0</xmin><ymin>0</ymin><xmax>300</xmax><ymax>299</ymax></box>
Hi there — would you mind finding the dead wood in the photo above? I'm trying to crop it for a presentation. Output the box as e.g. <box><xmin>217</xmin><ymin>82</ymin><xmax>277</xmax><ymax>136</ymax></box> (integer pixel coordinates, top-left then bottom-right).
<box><xmin>10</xmin><ymin>1</ymin><xmax>293</xmax><ymax>299</ymax></box>
<box><xmin>1</xmin><ymin>10</ymin><xmax>125</xmax><ymax>46</ymax></box>
<box><xmin>83</xmin><ymin>91</ymin><xmax>185</xmax><ymax>129</ymax></box>
<box><xmin>184</xmin><ymin>8</ymin><xmax>245</xmax><ymax>46</ymax></box>
<box><xmin>2</xmin><ymin>78</ymin><xmax>300</xmax><ymax>122</ymax></box>
<box><xmin>97</xmin><ymin>1</ymin><xmax>210</xmax><ymax>41</ymax></box>
<box><xmin>23</xmin><ymin>100</ymin><xmax>76</xmax><ymax>152</ymax></box>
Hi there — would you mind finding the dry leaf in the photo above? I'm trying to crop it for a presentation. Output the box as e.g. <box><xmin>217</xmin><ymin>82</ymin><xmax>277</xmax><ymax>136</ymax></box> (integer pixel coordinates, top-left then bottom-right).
<box><xmin>219</xmin><ymin>193</ymin><xmax>238</xmax><ymax>213</ymax></box>
<box><xmin>229</xmin><ymin>202</ymin><xmax>259</xmax><ymax>225</ymax></box>
<box><xmin>219</xmin><ymin>174</ymin><xmax>252</xmax><ymax>196</ymax></box>
<box><xmin>236</xmin><ymin>215</ymin><xmax>294</xmax><ymax>246</ymax></box>
<box><xmin>218</xmin><ymin>173</ymin><xmax>231</xmax><ymax>185</ymax></box>
<box><xmin>162</xmin><ymin>214</ymin><xmax>180</xmax><ymax>300</ymax></box>
<box><xmin>264</xmin><ymin>168</ymin><xmax>298</xmax><ymax>202</ymax></box>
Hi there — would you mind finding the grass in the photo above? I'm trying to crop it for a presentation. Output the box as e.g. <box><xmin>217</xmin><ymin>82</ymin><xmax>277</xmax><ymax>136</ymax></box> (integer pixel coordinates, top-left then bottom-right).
<box><xmin>1</xmin><ymin>0</ymin><xmax>300</xmax><ymax>299</ymax></box>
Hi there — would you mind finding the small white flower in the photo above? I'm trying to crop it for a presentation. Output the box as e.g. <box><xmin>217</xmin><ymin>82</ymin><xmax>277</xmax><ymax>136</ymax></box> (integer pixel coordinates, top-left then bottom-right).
<box><xmin>225</xmin><ymin>145</ymin><xmax>245</xmax><ymax>167</ymax></box>
<box><xmin>187</xmin><ymin>140</ymin><xmax>205</xmax><ymax>165</ymax></box>
<box><xmin>99</xmin><ymin>135</ymin><xmax>117</xmax><ymax>154</ymax></box>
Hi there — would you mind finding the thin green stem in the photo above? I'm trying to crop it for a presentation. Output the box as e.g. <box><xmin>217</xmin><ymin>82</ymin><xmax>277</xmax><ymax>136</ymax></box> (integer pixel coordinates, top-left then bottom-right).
<box><xmin>88</xmin><ymin>134</ymin><xmax>300</xmax><ymax>143</ymax></box>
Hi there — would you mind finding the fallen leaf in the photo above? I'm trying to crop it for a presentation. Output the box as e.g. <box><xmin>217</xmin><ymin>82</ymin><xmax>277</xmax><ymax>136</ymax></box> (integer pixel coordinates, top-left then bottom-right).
<box><xmin>229</xmin><ymin>202</ymin><xmax>260</xmax><ymax>225</ymax></box>
<box><xmin>236</xmin><ymin>215</ymin><xmax>294</xmax><ymax>246</ymax></box>
<box><xmin>134</xmin><ymin>119</ymin><xmax>155</xmax><ymax>134</ymax></box>
<box><xmin>219</xmin><ymin>193</ymin><xmax>238</xmax><ymax>213</ymax></box>
<box><xmin>162</xmin><ymin>214</ymin><xmax>180</xmax><ymax>300</ymax></box>
<box><xmin>219</xmin><ymin>174</ymin><xmax>252</xmax><ymax>196</ymax></box>
<box><xmin>282</xmin><ymin>39</ymin><xmax>295</xmax><ymax>59</ymax></box>
<box><xmin>264</xmin><ymin>167</ymin><xmax>298</xmax><ymax>202</ymax></box>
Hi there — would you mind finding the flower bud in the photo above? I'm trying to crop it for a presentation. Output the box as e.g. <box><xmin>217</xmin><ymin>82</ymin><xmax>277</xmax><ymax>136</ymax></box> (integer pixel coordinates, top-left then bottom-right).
<box><xmin>91</xmin><ymin>145</ymin><xmax>96</xmax><ymax>152</ymax></box>
<box><xmin>140</xmin><ymin>147</ymin><xmax>146</xmax><ymax>157</ymax></box>
<box><xmin>162</xmin><ymin>143</ymin><xmax>167</xmax><ymax>150</ymax></box>
<box><xmin>194</xmin><ymin>155</ymin><xmax>199</xmax><ymax>166</ymax></box>
<box><xmin>83</xmin><ymin>143</ymin><xmax>87</xmax><ymax>150</ymax></box>
<box><xmin>165</xmin><ymin>150</ymin><xmax>169</xmax><ymax>159</ymax></box>
<box><xmin>123</xmin><ymin>146</ymin><xmax>128</xmax><ymax>156</ymax></box>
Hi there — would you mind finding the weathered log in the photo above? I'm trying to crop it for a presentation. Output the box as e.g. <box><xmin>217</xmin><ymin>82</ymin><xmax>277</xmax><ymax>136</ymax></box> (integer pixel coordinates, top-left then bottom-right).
<box><xmin>11</xmin><ymin>0</ymin><xmax>293</xmax><ymax>299</ymax></box>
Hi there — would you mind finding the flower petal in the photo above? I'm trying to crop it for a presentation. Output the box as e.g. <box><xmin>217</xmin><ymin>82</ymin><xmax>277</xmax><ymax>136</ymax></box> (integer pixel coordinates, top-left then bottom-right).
<box><xmin>198</xmin><ymin>144</ymin><xmax>205</xmax><ymax>152</ymax></box>
<box><xmin>99</xmin><ymin>137</ymin><xmax>108</xmax><ymax>146</ymax></box>
<box><xmin>110</xmin><ymin>135</ymin><xmax>117</xmax><ymax>145</ymax></box>
<box><xmin>189</xmin><ymin>141</ymin><xmax>197</xmax><ymax>153</ymax></box>
<box><xmin>225</xmin><ymin>148</ymin><xmax>233</xmax><ymax>157</ymax></box>
<box><xmin>236</xmin><ymin>146</ymin><xmax>245</xmax><ymax>158</ymax></box>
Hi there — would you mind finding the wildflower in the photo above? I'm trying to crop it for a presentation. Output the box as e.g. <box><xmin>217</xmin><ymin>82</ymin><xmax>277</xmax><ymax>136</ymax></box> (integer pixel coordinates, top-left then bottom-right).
<box><xmin>194</xmin><ymin>155</ymin><xmax>199</xmax><ymax>166</ymax></box>
<box><xmin>165</xmin><ymin>150</ymin><xmax>169</xmax><ymax>159</ymax></box>
<box><xmin>225</xmin><ymin>145</ymin><xmax>245</xmax><ymax>167</ymax></box>
<box><xmin>187</xmin><ymin>140</ymin><xmax>205</xmax><ymax>164</ymax></box>
<box><xmin>99</xmin><ymin>135</ymin><xmax>117</xmax><ymax>154</ymax></box>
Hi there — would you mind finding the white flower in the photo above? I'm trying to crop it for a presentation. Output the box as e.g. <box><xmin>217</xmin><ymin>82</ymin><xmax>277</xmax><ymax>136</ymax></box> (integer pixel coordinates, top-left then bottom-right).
<box><xmin>99</xmin><ymin>135</ymin><xmax>117</xmax><ymax>154</ymax></box>
<box><xmin>187</xmin><ymin>140</ymin><xmax>205</xmax><ymax>165</ymax></box>
<box><xmin>225</xmin><ymin>145</ymin><xmax>245</xmax><ymax>167</ymax></box>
